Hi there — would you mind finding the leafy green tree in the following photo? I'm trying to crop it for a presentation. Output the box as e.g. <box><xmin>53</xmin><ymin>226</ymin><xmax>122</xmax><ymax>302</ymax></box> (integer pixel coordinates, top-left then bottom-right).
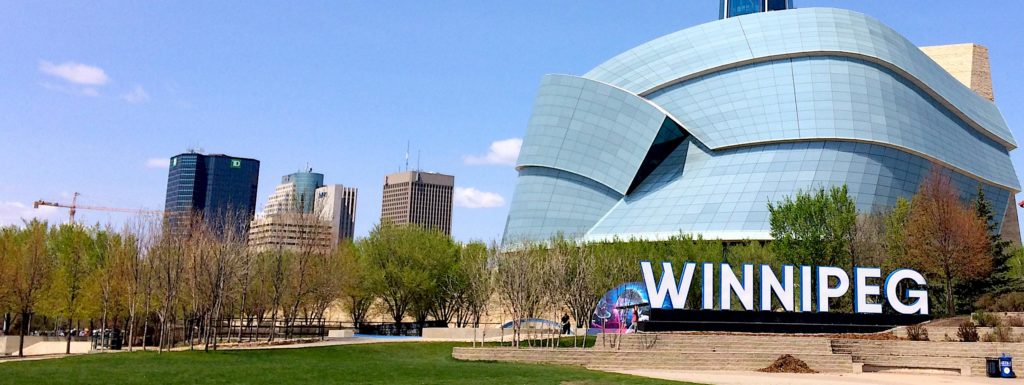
<box><xmin>360</xmin><ymin>223</ymin><xmax>456</xmax><ymax>330</ymax></box>
<box><xmin>47</xmin><ymin>224</ymin><xmax>95</xmax><ymax>354</ymax></box>
<box><xmin>882</xmin><ymin>197</ymin><xmax>912</xmax><ymax>270</ymax></box>
<box><xmin>768</xmin><ymin>185</ymin><xmax>856</xmax><ymax>269</ymax></box>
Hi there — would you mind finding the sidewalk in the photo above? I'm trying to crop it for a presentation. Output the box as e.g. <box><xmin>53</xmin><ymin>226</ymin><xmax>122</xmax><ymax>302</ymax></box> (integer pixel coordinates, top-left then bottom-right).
<box><xmin>610</xmin><ymin>369</ymin><xmax>1018</xmax><ymax>385</ymax></box>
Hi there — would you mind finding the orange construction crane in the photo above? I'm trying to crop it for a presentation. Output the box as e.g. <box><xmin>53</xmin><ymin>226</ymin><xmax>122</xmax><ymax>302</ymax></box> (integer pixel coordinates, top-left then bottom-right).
<box><xmin>33</xmin><ymin>192</ymin><xmax>163</xmax><ymax>224</ymax></box>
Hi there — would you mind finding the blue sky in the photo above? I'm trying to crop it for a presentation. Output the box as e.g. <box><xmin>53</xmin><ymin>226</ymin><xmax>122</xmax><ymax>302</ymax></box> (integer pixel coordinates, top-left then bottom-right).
<box><xmin>2</xmin><ymin>1</ymin><xmax>1023</xmax><ymax>242</ymax></box>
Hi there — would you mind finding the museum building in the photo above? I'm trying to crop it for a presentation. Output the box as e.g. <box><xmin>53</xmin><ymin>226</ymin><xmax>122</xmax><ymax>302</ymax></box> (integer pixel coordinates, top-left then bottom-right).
<box><xmin>503</xmin><ymin>4</ymin><xmax>1021</xmax><ymax>244</ymax></box>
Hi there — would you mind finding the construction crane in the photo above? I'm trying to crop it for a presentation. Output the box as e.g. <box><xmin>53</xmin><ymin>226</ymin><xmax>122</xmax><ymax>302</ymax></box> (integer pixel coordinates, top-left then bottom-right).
<box><xmin>33</xmin><ymin>192</ymin><xmax>163</xmax><ymax>224</ymax></box>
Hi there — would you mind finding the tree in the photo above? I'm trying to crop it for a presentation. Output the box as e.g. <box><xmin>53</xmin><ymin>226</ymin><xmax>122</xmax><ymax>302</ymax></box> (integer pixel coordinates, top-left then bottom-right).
<box><xmin>455</xmin><ymin>242</ymin><xmax>492</xmax><ymax>328</ymax></box>
<box><xmin>48</xmin><ymin>224</ymin><xmax>94</xmax><ymax>355</ymax></box>
<box><xmin>905</xmin><ymin>169</ymin><xmax>992</xmax><ymax>316</ymax></box>
<box><xmin>8</xmin><ymin>221</ymin><xmax>53</xmax><ymax>357</ymax></box>
<box><xmin>360</xmin><ymin>223</ymin><xmax>451</xmax><ymax>332</ymax></box>
<box><xmin>337</xmin><ymin>241</ymin><xmax>373</xmax><ymax>329</ymax></box>
<box><xmin>972</xmin><ymin>186</ymin><xmax>1015</xmax><ymax>292</ymax></box>
<box><xmin>883</xmin><ymin>197</ymin><xmax>912</xmax><ymax>270</ymax></box>
<box><xmin>768</xmin><ymin>185</ymin><xmax>857</xmax><ymax>269</ymax></box>
<box><xmin>493</xmin><ymin>241</ymin><xmax>548</xmax><ymax>346</ymax></box>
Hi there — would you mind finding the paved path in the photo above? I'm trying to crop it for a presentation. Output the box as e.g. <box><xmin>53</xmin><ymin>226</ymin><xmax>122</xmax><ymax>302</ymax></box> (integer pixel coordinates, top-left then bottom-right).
<box><xmin>611</xmin><ymin>369</ymin><xmax>1019</xmax><ymax>385</ymax></box>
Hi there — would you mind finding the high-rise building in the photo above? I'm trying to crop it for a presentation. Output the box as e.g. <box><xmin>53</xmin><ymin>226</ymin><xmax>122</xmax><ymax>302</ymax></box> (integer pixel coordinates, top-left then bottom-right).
<box><xmin>164</xmin><ymin>152</ymin><xmax>260</xmax><ymax>233</ymax></box>
<box><xmin>381</xmin><ymin>171</ymin><xmax>454</xmax><ymax>234</ymax></box>
<box><xmin>315</xmin><ymin>184</ymin><xmax>358</xmax><ymax>244</ymax></box>
<box><xmin>264</xmin><ymin>170</ymin><xmax>325</xmax><ymax>215</ymax></box>
<box><xmin>248</xmin><ymin>169</ymin><xmax>358</xmax><ymax>251</ymax></box>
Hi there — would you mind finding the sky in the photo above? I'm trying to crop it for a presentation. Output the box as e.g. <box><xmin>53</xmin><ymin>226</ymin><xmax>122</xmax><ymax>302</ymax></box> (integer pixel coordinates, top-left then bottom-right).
<box><xmin>2</xmin><ymin>1</ymin><xmax>1024</xmax><ymax>242</ymax></box>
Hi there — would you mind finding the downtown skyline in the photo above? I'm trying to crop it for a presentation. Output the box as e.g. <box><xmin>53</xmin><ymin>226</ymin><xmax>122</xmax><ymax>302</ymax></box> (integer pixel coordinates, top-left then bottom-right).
<box><xmin>3</xmin><ymin>1</ymin><xmax>1024</xmax><ymax>242</ymax></box>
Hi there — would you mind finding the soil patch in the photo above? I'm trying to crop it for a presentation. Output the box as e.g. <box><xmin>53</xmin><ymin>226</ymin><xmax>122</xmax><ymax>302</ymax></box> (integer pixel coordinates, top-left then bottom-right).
<box><xmin>757</xmin><ymin>354</ymin><xmax>818</xmax><ymax>374</ymax></box>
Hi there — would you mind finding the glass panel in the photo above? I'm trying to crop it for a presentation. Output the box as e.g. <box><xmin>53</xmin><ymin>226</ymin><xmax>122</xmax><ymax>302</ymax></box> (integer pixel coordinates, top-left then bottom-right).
<box><xmin>728</xmin><ymin>0</ymin><xmax>761</xmax><ymax>17</ymax></box>
<box><xmin>766</xmin><ymin>0</ymin><xmax>789</xmax><ymax>11</ymax></box>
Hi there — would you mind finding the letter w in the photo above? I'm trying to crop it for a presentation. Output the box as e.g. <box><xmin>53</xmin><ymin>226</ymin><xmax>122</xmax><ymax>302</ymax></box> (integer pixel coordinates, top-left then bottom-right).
<box><xmin>641</xmin><ymin>261</ymin><xmax>695</xmax><ymax>309</ymax></box>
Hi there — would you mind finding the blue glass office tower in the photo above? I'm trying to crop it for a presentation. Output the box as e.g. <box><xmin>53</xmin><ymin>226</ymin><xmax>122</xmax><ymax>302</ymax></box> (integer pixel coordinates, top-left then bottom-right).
<box><xmin>281</xmin><ymin>170</ymin><xmax>325</xmax><ymax>213</ymax></box>
<box><xmin>165</xmin><ymin>152</ymin><xmax>261</xmax><ymax>233</ymax></box>
<box><xmin>503</xmin><ymin>7</ymin><xmax>1020</xmax><ymax>245</ymax></box>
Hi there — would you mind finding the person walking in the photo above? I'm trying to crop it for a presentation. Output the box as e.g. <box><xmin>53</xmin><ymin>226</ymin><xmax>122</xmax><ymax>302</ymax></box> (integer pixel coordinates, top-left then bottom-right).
<box><xmin>561</xmin><ymin>313</ymin><xmax>571</xmax><ymax>336</ymax></box>
<box><xmin>631</xmin><ymin>305</ymin><xmax>640</xmax><ymax>332</ymax></box>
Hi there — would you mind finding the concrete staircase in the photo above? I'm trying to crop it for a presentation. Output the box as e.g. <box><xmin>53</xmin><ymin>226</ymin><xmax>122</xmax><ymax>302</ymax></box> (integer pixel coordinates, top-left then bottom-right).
<box><xmin>831</xmin><ymin>339</ymin><xmax>1024</xmax><ymax>376</ymax></box>
<box><xmin>453</xmin><ymin>333</ymin><xmax>856</xmax><ymax>373</ymax></box>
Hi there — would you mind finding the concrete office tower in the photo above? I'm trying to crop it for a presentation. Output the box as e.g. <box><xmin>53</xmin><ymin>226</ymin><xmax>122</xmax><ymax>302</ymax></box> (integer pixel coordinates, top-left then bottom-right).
<box><xmin>381</xmin><ymin>171</ymin><xmax>454</xmax><ymax>235</ymax></box>
<box><xmin>247</xmin><ymin>213</ymin><xmax>333</xmax><ymax>252</ymax></box>
<box><xmin>921</xmin><ymin>44</ymin><xmax>995</xmax><ymax>102</ymax></box>
<box><xmin>164</xmin><ymin>152</ymin><xmax>260</xmax><ymax>234</ymax></box>
<box><xmin>314</xmin><ymin>184</ymin><xmax>358</xmax><ymax>245</ymax></box>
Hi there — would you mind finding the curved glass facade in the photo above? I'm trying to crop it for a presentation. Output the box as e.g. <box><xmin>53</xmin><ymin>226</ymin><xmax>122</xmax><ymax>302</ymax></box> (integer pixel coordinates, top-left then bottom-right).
<box><xmin>503</xmin><ymin>8</ymin><xmax>1020</xmax><ymax>244</ymax></box>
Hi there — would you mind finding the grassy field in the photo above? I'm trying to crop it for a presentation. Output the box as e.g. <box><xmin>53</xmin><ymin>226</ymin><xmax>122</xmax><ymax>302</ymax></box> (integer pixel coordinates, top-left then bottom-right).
<box><xmin>0</xmin><ymin>342</ymin><xmax>695</xmax><ymax>385</ymax></box>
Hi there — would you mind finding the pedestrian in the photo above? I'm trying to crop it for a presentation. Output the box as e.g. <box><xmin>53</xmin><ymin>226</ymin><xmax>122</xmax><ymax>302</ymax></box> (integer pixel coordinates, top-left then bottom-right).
<box><xmin>561</xmin><ymin>313</ymin><xmax>571</xmax><ymax>336</ymax></box>
<box><xmin>631</xmin><ymin>305</ymin><xmax>640</xmax><ymax>332</ymax></box>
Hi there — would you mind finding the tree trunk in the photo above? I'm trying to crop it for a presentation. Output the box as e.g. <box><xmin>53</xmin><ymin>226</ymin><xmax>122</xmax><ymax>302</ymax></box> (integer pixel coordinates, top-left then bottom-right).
<box><xmin>65</xmin><ymin>316</ymin><xmax>73</xmax><ymax>355</ymax></box>
<box><xmin>17</xmin><ymin>312</ymin><xmax>29</xmax><ymax>358</ymax></box>
<box><xmin>946</xmin><ymin>275</ymin><xmax>955</xmax><ymax>316</ymax></box>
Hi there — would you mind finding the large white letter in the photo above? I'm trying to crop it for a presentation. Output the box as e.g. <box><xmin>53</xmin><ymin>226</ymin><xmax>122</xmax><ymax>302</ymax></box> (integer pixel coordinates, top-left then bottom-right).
<box><xmin>640</xmin><ymin>261</ymin><xmax>695</xmax><ymax>309</ymax></box>
<box><xmin>886</xmin><ymin>269</ymin><xmax>929</xmax><ymax>315</ymax></box>
<box><xmin>854</xmin><ymin>267</ymin><xmax>882</xmax><ymax>314</ymax></box>
<box><xmin>720</xmin><ymin>264</ymin><xmax>754</xmax><ymax>310</ymax></box>
<box><xmin>801</xmin><ymin>266</ymin><xmax>813</xmax><ymax>312</ymax></box>
<box><xmin>702</xmin><ymin>263</ymin><xmax>715</xmax><ymax>310</ymax></box>
<box><xmin>817</xmin><ymin>266</ymin><xmax>849</xmax><ymax>312</ymax></box>
<box><xmin>761</xmin><ymin>265</ymin><xmax>794</xmax><ymax>311</ymax></box>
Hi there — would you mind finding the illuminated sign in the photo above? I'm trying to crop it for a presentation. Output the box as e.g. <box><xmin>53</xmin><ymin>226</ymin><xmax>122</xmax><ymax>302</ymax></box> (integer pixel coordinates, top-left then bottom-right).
<box><xmin>640</xmin><ymin>262</ymin><xmax>928</xmax><ymax>315</ymax></box>
<box><xmin>231</xmin><ymin>159</ymin><xmax>241</xmax><ymax>168</ymax></box>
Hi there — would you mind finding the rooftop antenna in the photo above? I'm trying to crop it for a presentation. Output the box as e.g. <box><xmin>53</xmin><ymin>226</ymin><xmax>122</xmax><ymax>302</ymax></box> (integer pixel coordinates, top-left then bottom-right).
<box><xmin>405</xmin><ymin>141</ymin><xmax>410</xmax><ymax>171</ymax></box>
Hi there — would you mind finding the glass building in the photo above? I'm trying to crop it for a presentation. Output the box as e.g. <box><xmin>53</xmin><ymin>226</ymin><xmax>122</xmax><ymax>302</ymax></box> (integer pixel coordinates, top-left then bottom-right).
<box><xmin>503</xmin><ymin>7</ymin><xmax>1020</xmax><ymax>245</ymax></box>
<box><xmin>164</xmin><ymin>152</ymin><xmax>261</xmax><ymax>233</ymax></box>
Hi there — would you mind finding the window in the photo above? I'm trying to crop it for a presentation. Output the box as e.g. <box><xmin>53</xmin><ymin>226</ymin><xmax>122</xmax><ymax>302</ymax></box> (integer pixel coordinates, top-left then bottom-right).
<box><xmin>766</xmin><ymin>0</ymin><xmax>788</xmax><ymax>11</ymax></box>
<box><xmin>727</xmin><ymin>0</ymin><xmax>761</xmax><ymax>17</ymax></box>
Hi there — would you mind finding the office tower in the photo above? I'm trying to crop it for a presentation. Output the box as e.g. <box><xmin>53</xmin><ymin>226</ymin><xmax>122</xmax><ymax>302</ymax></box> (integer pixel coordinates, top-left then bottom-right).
<box><xmin>164</xmin><ymin>152</ymin><xmax>260</xmax><ymax>233</ymax></box>
<box><xmin>248</xmin><ymin>169</ymin><xmax>358</xmax><ymax>251</ymax></box>
<box><xmin>314</xmin><ymin>184</ymin><xmax>358</xmax><ymax>244</ymax></box>
<box><xmin>381</xmin><ymin>171</ymin><xmax>454</xmax><ymax>235</ymax></box>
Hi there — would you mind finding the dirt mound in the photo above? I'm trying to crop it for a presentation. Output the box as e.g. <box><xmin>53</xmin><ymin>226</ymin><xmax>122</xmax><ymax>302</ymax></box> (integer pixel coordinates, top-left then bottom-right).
<box><xmin>758</xmin><ymin>354</ymin><xmax>818</xmax><ymax>374</ymax></box>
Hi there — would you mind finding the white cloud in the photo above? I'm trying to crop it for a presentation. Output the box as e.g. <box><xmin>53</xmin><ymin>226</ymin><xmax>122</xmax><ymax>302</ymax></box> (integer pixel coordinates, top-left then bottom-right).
<box><xmin>0</xmin><ymin>202</ymin><xmax>62</xmax><ymax>227</ymax></box>
<box><xmin>453</xmin><ymin>187</ymin><xmax>505</xmax><ymax>209</ymax></box>
<box><xmin>146</xmin><ymin>157</ymin><xmax>170</xmax><ymax>168</ymax></box>
<box><xmin>464</xmin><ymin>138</ymin><xmax>522</xmax><ymax>166</ymax></box>
<box><xmin>38</xmin><ymin>60</ymin><xmax>109</xmax><ymax>85</ymax></box>
<box><xmin>122</xmin><ymin>85</ymin><xmax>150</xmax><ymax>104</ymax></box>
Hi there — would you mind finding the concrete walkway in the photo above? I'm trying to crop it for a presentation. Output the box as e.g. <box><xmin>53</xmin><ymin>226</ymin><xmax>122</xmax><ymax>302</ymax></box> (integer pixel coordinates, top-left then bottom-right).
<box><xmin>611</xmin><ymin>369</ymin><xmax>1019</xmax><ymax>385</ymax></box>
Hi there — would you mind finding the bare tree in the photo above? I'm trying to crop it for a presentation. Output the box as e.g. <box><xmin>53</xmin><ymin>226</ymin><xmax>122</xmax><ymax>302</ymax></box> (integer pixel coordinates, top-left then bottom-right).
<box><xmin>494</xmin><ymin>242</ymin><xmax>548</xmax><ymax>347</ymax></box>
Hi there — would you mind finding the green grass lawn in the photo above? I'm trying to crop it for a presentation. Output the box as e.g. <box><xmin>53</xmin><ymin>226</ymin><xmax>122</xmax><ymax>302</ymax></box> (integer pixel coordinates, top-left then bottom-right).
<box><xmin>0</xmin><ymin>342</ymin><xmax>696</xmax><ymax>385</ymax></box>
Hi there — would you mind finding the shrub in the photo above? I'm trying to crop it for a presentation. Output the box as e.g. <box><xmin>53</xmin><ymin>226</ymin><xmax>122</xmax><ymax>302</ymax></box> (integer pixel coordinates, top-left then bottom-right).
<box><xmin>983</xmin><ymin>325</ymin><xmax>1017</xmax><ymax>343</ymax></box>
<box><xmin>976</xmin><ymin>292</ymin><xmax>1024</xmax><ymax>312</ymax></box>
<box><xmin>905</xmin><ymin>324</ymin><xmax>929</xmax><ymax>341</ymax></box>
<box><xmin>974</xmin><ymin>311</ymin><xmax>1001</xmax><ymax>327</ymax></box>
<box><xmin>1006</xmin><ymin>316</ymin><xmax>1024</xmax><ymax>327</ymax></box>
<box><xmin>957</xmin><ymin>321</ymin><xmax>980</xmax><ymax>342</ymax></box>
